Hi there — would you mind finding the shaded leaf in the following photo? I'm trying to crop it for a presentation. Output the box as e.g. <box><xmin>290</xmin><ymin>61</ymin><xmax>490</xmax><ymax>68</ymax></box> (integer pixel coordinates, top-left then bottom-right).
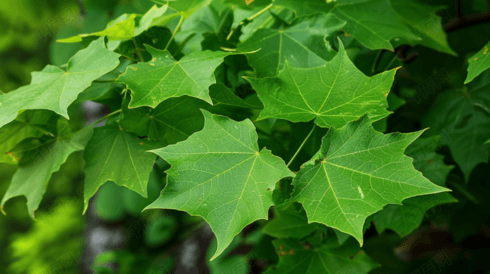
<box><xmin>263</xmin><ymin>203</ymin><xmax>319</xmax><ymax>239</ymax></box>
<box><xmin>1</xmin><ymin>120</ymin><xmax>93</xmax><ymax>218</ymax></box>
<box><xmin>264</xmin><ymin>238</ymin><xmax>379</xmax><ymax>274</ymax></box>
<box><xmin>237</xmin><ymin>13</ymin><xmax>345</xmax><ymax>77</ymax></box>
<box><xmin>83</xmin><ymin>124</ymin><xmax>165</xmax><ymax>213</ymax></box>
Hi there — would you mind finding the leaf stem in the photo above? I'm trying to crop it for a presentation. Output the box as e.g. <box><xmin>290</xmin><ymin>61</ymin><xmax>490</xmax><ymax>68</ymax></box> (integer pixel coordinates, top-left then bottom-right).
<box><xmin>287</xmin><ymin>124</ymin><xmax>316</xmax><ymax>167</ymax></box>
<box><xmin>91</xmin><ymin>109</ymin><xmax>122</xmax><ymax>126</ymax></box>
<box><xmin>132</xmin><ymin>38</ymin><xmax>145</xmax><ymax>62</ymax></box>
<box><xmin>93</xmin><ymin>79</ymin><xmax>116</xmax><ymax>83</ymax></box>
<box><xmin>227</xmin><ymin>3</ymin><xmax>273</xmax><ymax>40</ymax></box>
<box><xmin>165</xmin><ymin>15</ymin><xmax>184</xmax><ymax>51</ymax></box>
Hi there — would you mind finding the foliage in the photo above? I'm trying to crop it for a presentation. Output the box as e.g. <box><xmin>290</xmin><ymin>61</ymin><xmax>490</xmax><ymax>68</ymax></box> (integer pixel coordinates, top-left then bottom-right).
<box><xmin>1</xmin><ymin>0</ymin><xmax>490</xmax><ymax>273</ymax></box>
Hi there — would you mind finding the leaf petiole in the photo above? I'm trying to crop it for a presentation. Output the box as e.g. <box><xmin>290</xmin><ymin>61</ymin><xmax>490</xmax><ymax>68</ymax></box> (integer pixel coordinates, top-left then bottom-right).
<box><xmin>90</xmin><ymin>109</ymin><xmax>122</xmax><ymax>126</ymax></box>
<box><xmin>165</xmin><ymin>14</ymin><xmax>184</xmax><ymax>51</ymax></box>
<box><xmin>287</xmin><ymin>124</ymin><xmax>316</xmax><ymax>168</ymax></box>
<box><xmin>227</xmin><ymin>3</ymin><xmax>273</xmax><ymax>40</ymax></box>
<box><xmin>93</xmin><ymin>79</ymin><xmax>117</xmax><ymax>83</ymax></box>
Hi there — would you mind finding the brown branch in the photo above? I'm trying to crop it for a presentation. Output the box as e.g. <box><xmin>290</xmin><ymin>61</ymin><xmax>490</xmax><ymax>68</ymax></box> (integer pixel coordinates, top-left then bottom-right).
<box><xmin>444</xmin><ymin>10</ymin><xmax>490</xmax><ymax>32</ymax></box>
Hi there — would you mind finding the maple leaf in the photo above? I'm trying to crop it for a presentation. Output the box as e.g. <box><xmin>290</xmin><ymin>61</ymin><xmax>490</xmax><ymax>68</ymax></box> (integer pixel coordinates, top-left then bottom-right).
<box><xmin>246</xmin><ymin>40</ymin><xmax>396</xmax><ymax>128</ymax></box>
<box><xmin>1</xmin><ymin>119</ymin><xmax>93</xmax><ymax>218</ymax></box>
<box><xmin>291</xmin><ymin>116</ymin><xmax>449</xmax><ymax>245</ymax></box>
<box><xmin>372</xmin><ymin>136</ymin><xmax>457</xmax><ymax>237</ymax></box>
<box><xmin>0</xmin><ymin>38</ymin><xmax>120</xmax><ymax>129</ymax></box>
<box><xmin>146</xmin><ymin>110</ymin><xmax>293</xmax><ymax>259</ymax></box>
<box><xmin>423</xmin><ymin>71</ymin><xmax>490</xmax><ymax>181</ymax></box>
<box><xmin>83</xmin><ymin>124</ymin><xmax>165</xmax><ymax>213</ymax></box>
<box><xmin>117</xmin><ymin>45</ymin><xmax>240</xmax><ymax>108</ymax></box>
<box><xmin>237</xmin><ymin>13</ymin><xmax>345</xmax><ymax>77</ymax></box>
<box><xmin>264</xmin><ymin>238</ymin><xmax>379</xmax><ymax>274</ymax></box>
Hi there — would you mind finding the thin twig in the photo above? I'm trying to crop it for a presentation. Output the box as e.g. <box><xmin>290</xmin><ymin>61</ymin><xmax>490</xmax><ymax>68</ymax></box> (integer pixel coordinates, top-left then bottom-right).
<box><xmin>444</xmin><ymin>10</ymin><xmax>490</xmax><ymax>32</ymax></box>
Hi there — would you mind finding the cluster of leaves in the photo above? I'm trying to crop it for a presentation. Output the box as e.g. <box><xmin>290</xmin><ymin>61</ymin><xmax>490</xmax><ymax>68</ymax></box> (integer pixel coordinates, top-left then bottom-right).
<box><xmin>1</xmin><ymin>0</ymin><xmax>490</xmax><ymax>272</ymax></box>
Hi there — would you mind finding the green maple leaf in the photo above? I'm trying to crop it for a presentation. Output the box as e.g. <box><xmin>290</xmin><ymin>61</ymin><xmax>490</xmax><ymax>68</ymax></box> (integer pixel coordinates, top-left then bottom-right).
<box><xmin>423</xmin><ymin>71</ymin><xmax>490</xmax><ymax>181</ymax></box>
<box><xmin>264</xmin><ymin>238</ymin><xmax>379</xmax><ymax>274</ymax></box>
<box><xmin>0</xmin><ymin>111</ymin><xmax>56</xmax><ymax>165</ymax></box>
<box><xmin>0</xmin><ymin>38</ymin><xmax>120</xmax><ymax>129</ymax></box>
<box><xmin>372</xmin><ymin>136</ymin><xmax>457</xmax><ymax>237</ymax></box>
<box><xmin>146</xmin><ymin>111</ymin><xmax>293</xmax><ymax>260</ymax></box>
<box><xmin>237</xmin><ymin>13</ymin><xmax>345</xmax><ymax>77</ymax></box>
<box><xmin>291</xmin><ymin>116</ymin><xmax>449</xmax><ymax>245</ymax></box>
<box><xmin>331</xmin><ymin>0</ymin><xmax>420</xmax><ymax>51</ymax></box>
<box><xmin>1</xmin><ymin>119</ymin><xmax>93</xmax><ymax>218</ymax></box>
<box><xmin>390</xmin><ymin>0</ymin><xmax>456</xmax><ymax>56</ymax></box>
<box><xmin>83</xmin><ymin>124</ymin><xmax>165</xmax><ymax>213</ymax></box>
<box><xmin>263</xmin><ymin>203</ymin><xmax>319</xmax><ymax>239</ymax></box>
<box><xmin>245</xmin><ymin>41</ymin><xmax>396</xmax><ymax>128</ymax></box>
<box><xmin>272</xmin><ymin>0</ymin><xmax>335</xmax><ymax>17</ymax></box>
<box><xmin>465</xmin><ymin>41</ymin><xmax>490</xmax><ymax>84</ymax></box>
<box><xmin>117</xmin><ymin>45</ymin><xmax>240</xmax><ymax>108</ymax></box>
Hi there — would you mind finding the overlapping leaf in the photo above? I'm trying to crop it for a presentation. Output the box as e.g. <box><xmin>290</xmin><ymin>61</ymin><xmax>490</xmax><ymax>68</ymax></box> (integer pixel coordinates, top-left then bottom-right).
<box><xmin>237</xmin><ymin>14</ymin><xmax>345</xmax><ymax>77</ymax></box>
<box><xmin>0</xmin><ymin>111</ymin><xmax>56</xmax><ymax>165</ymax></box>
<box><xmin>264</xmin><ymin>238</ymin><xmax>379</xmax><ymax>274</ymax></box>
<box><xmin>263</xmin><ymin>203</ymin><xmax>319</xmax><ymax>239</ymax></box>
<box><xmin>465</xmin><ymin>41</ymin><xmax>490</xmax><ymax>84</ymax></box>
<box><xmin>390</xmin><ymin>0</ymin><xmax>456</xmax><ymax>56</ymax></box>
<box><xmin>372</xmin><ymin>136</ymin><xmax>457</xmax><ymax>237</ymax></box>
<box><xmin>117</xmin><ymin>46</ymin><xmax>240</xmax><ymax>108</ymax></box>
<box><xmin>0</xmin><ymin>38</ymin><xmax>120</xmax><ymax>128</ymax></box>
<box><xmin>423</xmin><ymin>71</ymin><xmax>490</xmax><ymax>181</ymax></box>
<box><xmin>246</xmin><ymin>41</ymin><xmax>396</xmax><ymax>128</ymax></box>
<box><xmin>331</xmin><ymin>0</ymin><xmax>420</xmax><ymax>51</ymax></box>
<box><xmin>291</xmin><ymin>116</ymin><xmax>449</xmax><ymax>245</ymax></box>
<box><xmin>83</xmin><ymin>124</ymin><xmax>165</xmax><ymax>213</ymax></box>
<box><xmin>1</xmin><ymin>119</ymin><xmax>93</xmax><ymax>218</ymax></box>
<box><xmin>146</xmin><ymin>111</ymin><xmax>293</xmax><ymax>260</ymax></box>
